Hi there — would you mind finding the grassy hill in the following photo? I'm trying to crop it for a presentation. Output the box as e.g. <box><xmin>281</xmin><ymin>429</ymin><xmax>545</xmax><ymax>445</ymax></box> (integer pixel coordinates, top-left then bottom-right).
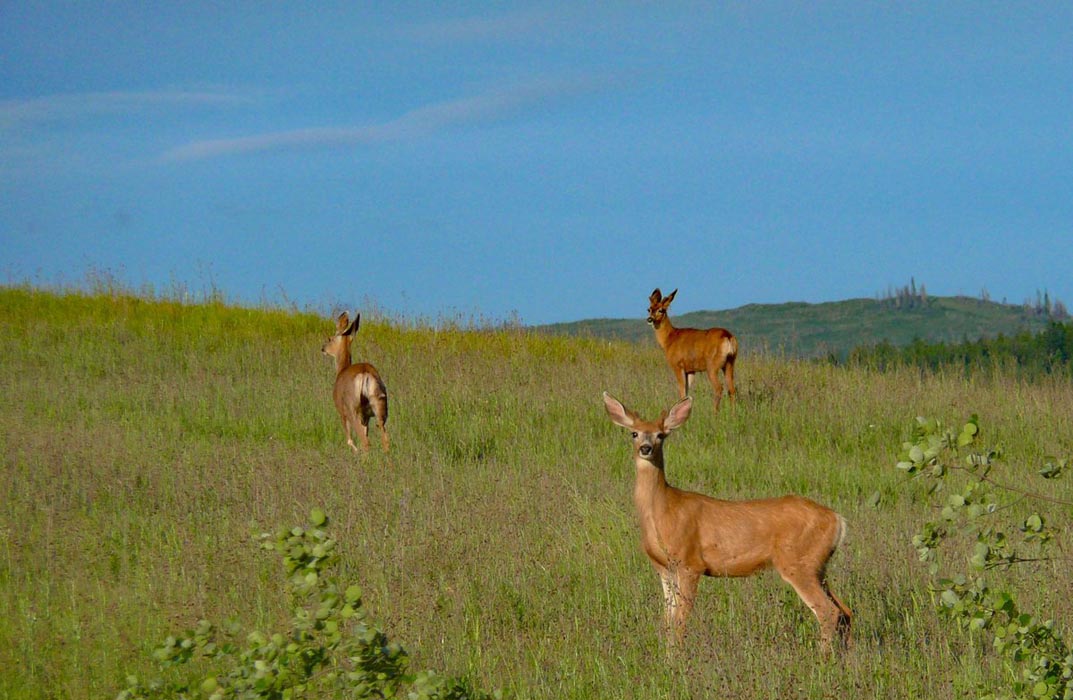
<box><xmin>2</xmin><ymin>286</ymin><xmax>1072</xmax><ymax>699</ymax></box>
<box><xmin>535</xmin><ymin>295</ymin><xmax>1059</xmax><ymax>359</ymax></box>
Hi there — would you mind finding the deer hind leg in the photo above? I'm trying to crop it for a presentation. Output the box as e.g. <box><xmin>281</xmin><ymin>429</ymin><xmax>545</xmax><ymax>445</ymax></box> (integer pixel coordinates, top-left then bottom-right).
<box><xmin>342</xmin><ymin>413</ymin><xmax>360</xmax><ymax>452</ymax></box>
<box><xmin>374</xmin><ymin>397</ymin><xmax>390</xmax><ymax>452</ymax></box>
<box><xmin>704</xmin><ymin>360</ymin><xmax>725</xmax><ymax>411</ymax></box>
<box><xmin>780</xmin><ymin>571</ymin><xmax>846</xmax><ymax>652</ymax></box>
<box><xmin>356</xmin><ymin>414</ymin><xmax>372</xmax><ymax>451</ymax></box>
<box><xmin>722</xmin><ymin>352</ymin><xmax>737</xmax><ymax>403</ymax></box>
<box><xmin>824</xmin><ymin>580</ymin><xmax>852</xmax><ymax>648</ymax></box>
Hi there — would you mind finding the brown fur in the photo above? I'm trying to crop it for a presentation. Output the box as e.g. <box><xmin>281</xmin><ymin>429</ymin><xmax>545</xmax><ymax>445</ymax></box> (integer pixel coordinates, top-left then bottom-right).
<box><xmin>603</xmin><ymin>392</ymin><xmax>851</xmax><ymax>649</ymax></box>
<box><xmin>321</xmin><ymin>312</ymin><xmax>390</xmax><ymax>453</ymax></box>
<box><xmin>647</xmin><ymin>288</ymin><xmax>737</xmax><ymax>411</ymax></box>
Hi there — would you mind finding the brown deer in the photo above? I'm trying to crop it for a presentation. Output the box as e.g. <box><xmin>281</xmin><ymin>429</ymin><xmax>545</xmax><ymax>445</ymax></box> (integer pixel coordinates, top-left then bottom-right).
<box><xmin>321</xmin><ymin>312</ymin><xmax>390</xmax><ymax>453</ymax></box>
<box><xmin>647</xmin><ymin>288</ymin><xmax>737</xmax><ymax>411</ymax></box>
<box><xmin>602</xmin><ymin>392</ymin><xmax>851</xmax><ymax>649</ymax></box>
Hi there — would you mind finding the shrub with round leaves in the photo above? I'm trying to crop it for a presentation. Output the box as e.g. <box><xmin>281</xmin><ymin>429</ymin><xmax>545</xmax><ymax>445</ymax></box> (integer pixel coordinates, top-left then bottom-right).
<box><xmin>897</xmin><ymin>417</ymin><xmax>1071</xmax><ymax>700</ymax></box>
<box><xmin>117</xmin><ymin>509</ymin><xmax>499</xmax><ymax>700</ymax></box>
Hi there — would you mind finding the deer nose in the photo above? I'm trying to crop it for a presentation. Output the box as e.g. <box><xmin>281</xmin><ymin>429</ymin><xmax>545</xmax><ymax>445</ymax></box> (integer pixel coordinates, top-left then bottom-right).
<box><xmin>639</xmin><ymin>444</ymin><xmax>653</xmax><ymax>457</ymax></box>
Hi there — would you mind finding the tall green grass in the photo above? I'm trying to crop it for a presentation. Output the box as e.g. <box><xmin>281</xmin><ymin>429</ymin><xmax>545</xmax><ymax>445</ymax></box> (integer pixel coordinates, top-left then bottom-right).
<box><xmin>1</xmin><ymin>286</ymin><xmax>1072</xmax><ymax>699</ymax></box>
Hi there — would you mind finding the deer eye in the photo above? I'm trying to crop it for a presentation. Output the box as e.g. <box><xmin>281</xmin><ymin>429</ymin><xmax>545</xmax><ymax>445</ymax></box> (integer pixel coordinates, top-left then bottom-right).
<box><xmin>657</xmin><ymin>433</ymin><xmax>666</xmax><ymax>440</ymax></box>
<box><xmin>630</xmin><ymin>432</ymin><xmax>638</xmax><ymax>439</ymax></box>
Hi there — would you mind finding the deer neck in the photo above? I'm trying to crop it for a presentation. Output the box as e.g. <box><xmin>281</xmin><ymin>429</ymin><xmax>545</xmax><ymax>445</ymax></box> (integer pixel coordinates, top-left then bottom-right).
<box><xmin>334</xmin><ymin>340</ymin><xmax>353</xmax><ymax>376</ymax></box>
<box><xmin>651</xmin><ymin>316</ymin><xmax>677</xmax><ymax>350</ymax></box>
<box><xmin>633</xmin><ymin>454</ymin><xmax>670</xmax><ymax>513</ymax></box>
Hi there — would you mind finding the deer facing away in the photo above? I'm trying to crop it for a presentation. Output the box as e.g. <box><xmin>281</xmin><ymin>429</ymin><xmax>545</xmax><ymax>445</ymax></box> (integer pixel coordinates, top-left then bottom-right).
<box><xmin>321</xmin><ymin>312</ymin><xmax>390</xmax><ymax>453</ymax></box>
<box><xmin>647</xmin><ymin>288</ymin><xmax>737</xmax><ymax>411</ymax></box>
<box><xmin>602</xmin><ymin>392</ymin><xmax>851</xmax><ymax>649</ymax></box>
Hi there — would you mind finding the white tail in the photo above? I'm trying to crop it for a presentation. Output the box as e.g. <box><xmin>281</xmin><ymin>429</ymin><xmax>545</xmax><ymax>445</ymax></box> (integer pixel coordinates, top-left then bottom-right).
<box><xmin>647</xmin><ymin>288</ymin><xmax>737</xmax><ymax>411</ymax></box>
<box><xmin>602</xmin><ymin>392</ymin><xmax>850</xmax><ymax>649</ymax></box>
<box><xmin>321</xmin><ymin>312</ymin><xmax>390</xmax><ymax>453</ymax></box>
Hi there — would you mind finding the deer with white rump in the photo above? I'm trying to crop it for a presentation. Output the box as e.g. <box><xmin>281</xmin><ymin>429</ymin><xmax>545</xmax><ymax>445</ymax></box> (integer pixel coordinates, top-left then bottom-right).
<box><xmin>647</xmin><ymin>288</ymin><xmax>737</xmax><ymax>411</ymax></box>
<box><xmin>602</xmin><ymin>391</ymin><xmax>851</xmax><ymax>650</ymax></box>
<box><xmin>322</xmin><ymin>312</ymin><xmax>390</xmax><ymax>453</ymax></box>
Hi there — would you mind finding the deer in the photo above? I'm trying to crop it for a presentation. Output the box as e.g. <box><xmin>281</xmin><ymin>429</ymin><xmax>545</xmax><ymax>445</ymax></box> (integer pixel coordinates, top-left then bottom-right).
<box><xmin>321</xmin><ymin>312</ymin><xmax>390</xmax><ymax>453</ymax></box>
<box><xmin>647</xmin><ymin>288</ymin><xmax>737</xmax><ymax>411</ymax></box>
<box><xmin>602</xmin><ymin>391</ymin><xmax>851</xmax><ymax>650</ymax></box>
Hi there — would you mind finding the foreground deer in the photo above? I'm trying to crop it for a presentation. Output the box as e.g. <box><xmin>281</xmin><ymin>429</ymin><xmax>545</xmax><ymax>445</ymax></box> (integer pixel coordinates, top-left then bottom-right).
<box><xmin>321</xmin><ymin>312</ymin><xmax>389</xmax><ymax>453</ymax></box>
<box><xmin>602</xmin><ymin>392</ymin><xmax>851</xmax><ymax>649</ymax></box>
<box><xmin>647</xmin><ymin>288</ymin><xmax>737</xmax><ymax>411</ymax></box>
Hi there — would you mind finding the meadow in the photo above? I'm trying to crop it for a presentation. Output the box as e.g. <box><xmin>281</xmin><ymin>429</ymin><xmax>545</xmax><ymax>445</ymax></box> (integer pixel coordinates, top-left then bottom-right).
<box><xmin>2</xmin><ymin>286</ymin><xmax>1072</xmax><ymax>699</ymax></box>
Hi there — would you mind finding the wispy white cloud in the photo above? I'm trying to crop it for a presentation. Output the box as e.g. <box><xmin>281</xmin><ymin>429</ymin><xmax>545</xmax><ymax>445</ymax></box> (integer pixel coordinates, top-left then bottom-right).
<box><xmin>0</xmin><ymin>88</ymin><xmax>252</xmax><ymax>130</ymax></box>
<box><xmin>161</xmin><ymin>79</ymin><xmax>597</xmax><ymax>163</ymax></box>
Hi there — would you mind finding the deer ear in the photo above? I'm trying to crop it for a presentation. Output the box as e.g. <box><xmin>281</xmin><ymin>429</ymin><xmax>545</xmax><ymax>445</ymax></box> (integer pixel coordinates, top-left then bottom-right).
<box><xmin>344</xmin><ymin>314</ymin><xmax>360</xmax><ymax>336</ymax></box>
<box><xmin>663</xmin><ymin>396</ymin><xmax>693</xmax><ymax>431</ymax></box>
<box><xmin>336</xmin><ymin>312</ymin><xmax>350</xmax><ymax>331</ymax></box>
<box><xmin>602</xmin><ymin>392</ymin><xmax>636</xmax><ymax>429</ymax></box>
<box><xmin>649</xmin><ymin>288</ymin><xmax>662</xmax><ymax>303</ymax></box>
<box><xmin>664</xmin><ymin>289</ymin><xmax>678</xmax><ymax>305</ymax></box>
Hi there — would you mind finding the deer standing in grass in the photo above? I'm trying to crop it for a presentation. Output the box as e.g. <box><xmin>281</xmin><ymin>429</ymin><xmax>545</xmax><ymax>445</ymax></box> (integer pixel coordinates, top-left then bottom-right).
<box><xmin>602</xmin><ymin>392</ymin><xmax>851</xmax><ymax>650</ymax></box>
<box><xmin>647</xmin><ymin>288</ymin><xmax>737</xmax><ymax>411</ymax></box>
<box><xmin>321</xmin><ymin>312</ymin><xmax>390</xmax><ymax>453</ymax></box>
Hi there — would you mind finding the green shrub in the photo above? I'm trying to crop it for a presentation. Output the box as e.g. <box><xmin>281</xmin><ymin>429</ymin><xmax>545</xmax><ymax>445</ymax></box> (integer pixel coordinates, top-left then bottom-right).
<box><xmin>117</xmin><ymin>509</ymin><xmax>498</xmax><ymax>700</ymax></box>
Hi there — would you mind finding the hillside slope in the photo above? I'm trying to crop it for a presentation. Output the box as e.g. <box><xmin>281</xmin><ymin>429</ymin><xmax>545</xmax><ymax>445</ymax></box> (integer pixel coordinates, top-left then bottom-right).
<box><xmin>3</xmin><ymin>286</ymin><xmax>1073</xmax><ymax>699</ymax></box>
<box><xmin>535</xmin><ymin>296</ymin><xmax>1057</xmax><ymax>358</ymax></box>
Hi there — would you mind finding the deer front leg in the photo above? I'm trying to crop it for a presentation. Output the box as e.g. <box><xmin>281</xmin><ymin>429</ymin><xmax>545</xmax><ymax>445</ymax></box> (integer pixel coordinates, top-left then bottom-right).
<box><xmin>657</xmin><ymin>567</ymin><xmax>677</xmax><ymax>639</ymax></box>
<box><xmin>673</xmin><ymin>369</ymin><xmax>690</xmax><ymax>399</ymax></box>
<box><xmin>657</xmin><ymin>563</ymin><xmax>699</xmax><ymax>645</ymax></box>
<box><xmin>670</xmin><ymin>568</ymin><xmax>699</xmax><ymax>642</ymax></box>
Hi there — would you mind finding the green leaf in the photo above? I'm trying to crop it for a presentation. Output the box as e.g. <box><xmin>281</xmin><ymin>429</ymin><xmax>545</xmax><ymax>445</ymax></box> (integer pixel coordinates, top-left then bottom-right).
<box><xmin>310</xmin><ymin>508</ymin><xmax>327</xmax><ymax>526</ymax></box>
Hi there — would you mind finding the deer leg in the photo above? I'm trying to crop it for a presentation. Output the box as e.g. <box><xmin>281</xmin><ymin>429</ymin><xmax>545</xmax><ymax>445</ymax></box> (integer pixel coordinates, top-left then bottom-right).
<box><xmin>670</xmin><ymin>568</ymin><xmax>700</xmax><ymax>643</ymax></box>
<box><xmin>357</xmin><ymin>415</ymin><xmax>372</xmax><ymax>451</ymax></box>
<box><xmin>781</xmin><ymin>573</ymin><xmax>845</xmax><ymax>652</ymax></box>
<box><xmin>824</xmin><ymin>581</ymin><xmax>853</xmax><ymax>648</ymax></box>
<box><xmin>340</xmin><ymin>412</ymin><xmax>359</xmax><ymax>452</ymax></box>
<box><xmin>705</xmin><ymin>361</ymin><xmax>725</xmax><ymax>411</ymax></box>
<box><xmin>656</xmin><ymin>563</ymin><xmax>699</xmax><ymax>645</ymax></box>
<box><xmin>723</xmin><ymin>353</ymin><xmax>737</xmax><ymax>403</ymax></box>
<box><xmin>657</xmin><ymin>567</ymin><xmax>677</xmax><ymax>639</ymax></box>
<box><xmin>674</xmin><ymin>370</ymin><xmax>689</xmax><ymax>399</ymax></box>
<box><xmin>375</xmin><ymin>402</ymin><xmax>390</xmax><ymax>452</ymax></box>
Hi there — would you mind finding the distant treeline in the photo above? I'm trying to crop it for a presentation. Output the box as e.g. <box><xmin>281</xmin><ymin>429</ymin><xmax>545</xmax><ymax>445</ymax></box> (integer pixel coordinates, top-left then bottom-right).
<box><xmin>845</xmin><ymin>321</ymin><xmax>1073</xmax><ymax>377</ymax></box>
<box><xmin>879</xmin><ymin>278</ymin><xmax>1069</xmax><ymax>320</ymax></box>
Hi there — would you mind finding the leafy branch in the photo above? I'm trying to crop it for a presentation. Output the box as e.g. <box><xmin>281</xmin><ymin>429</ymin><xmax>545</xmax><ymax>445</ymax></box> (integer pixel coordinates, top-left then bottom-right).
<box><xmin>118</xmin><ymin>509</ymin><xmax>499</xmax><ymax>700</ymax></box>
<box><xmin>897</xmin><ymin>416</ymin><xmax>1073</xmax><ymax>700</ymax></box>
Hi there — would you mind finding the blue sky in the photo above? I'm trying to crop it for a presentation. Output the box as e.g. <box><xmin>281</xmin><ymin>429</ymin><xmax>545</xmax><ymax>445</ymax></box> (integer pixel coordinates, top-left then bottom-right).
<box><xmin>2</xmin><ymin>3</ymin><xmax>1071</xmax><ymax>324</ymax></box>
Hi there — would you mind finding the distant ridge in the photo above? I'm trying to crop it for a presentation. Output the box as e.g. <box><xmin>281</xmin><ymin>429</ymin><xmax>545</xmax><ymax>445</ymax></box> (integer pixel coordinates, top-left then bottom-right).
<box><xmin>532</xmin><ymin>295</ymin><xmax>1062</xmax><ymax>359</ymax></box>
